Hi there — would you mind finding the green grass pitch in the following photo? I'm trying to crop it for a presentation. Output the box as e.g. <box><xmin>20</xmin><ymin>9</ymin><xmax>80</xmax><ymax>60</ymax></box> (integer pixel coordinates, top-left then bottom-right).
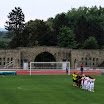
<box><xmin>0</xmin><ymin>75</ymin><xmax>104</xmax><ymax>104</ymax></box>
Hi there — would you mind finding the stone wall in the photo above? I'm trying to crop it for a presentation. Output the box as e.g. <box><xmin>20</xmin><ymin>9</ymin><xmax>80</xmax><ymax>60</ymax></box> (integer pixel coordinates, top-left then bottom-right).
<box><xmin>71</xmin><ymin>49</ymin><xmax>104</xmax><ymax>68</ymax></box>
<box><xmin>19</xmin><ymin>46</ymin><xmax>71</xmax><ymax>63</ymax></box>
<box><xmin>0</xmin><ymin>46</ymin><xmax>104</xmax><ymax>69</ymax></box>
<box><xmin>0</xmin><ymin>49</ymin><xmax>21</xmax><ymax>68</ymax></box>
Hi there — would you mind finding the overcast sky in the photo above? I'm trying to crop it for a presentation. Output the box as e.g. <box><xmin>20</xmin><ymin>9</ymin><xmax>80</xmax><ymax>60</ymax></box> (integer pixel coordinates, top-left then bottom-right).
<box><xmin>0</xmin><ymin>0</ymin><xmax>104</xmax><ymax>28</ymax></box>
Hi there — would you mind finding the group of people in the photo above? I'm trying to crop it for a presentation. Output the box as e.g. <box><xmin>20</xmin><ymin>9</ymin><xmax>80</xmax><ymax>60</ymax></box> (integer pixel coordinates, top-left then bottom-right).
<box><xmin>72</xmin><ymin>72</ymin><xmax>95</xmax><ymax>92</ymax></box>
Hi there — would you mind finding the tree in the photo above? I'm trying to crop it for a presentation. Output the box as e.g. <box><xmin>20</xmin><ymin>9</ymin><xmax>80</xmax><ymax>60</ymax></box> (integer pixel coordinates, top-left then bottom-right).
<box><xmin>45</xmin><ymin>18</ymin><xmax>57</xmax><ymax>46</ymax></box>
<box><xmin>0</xmin><ymin>41</ymin><xmax>8</xmax><ymax>49</ymax></box>
<box><xmin>75</xmin><ymin>15</ymin><xmax>88</xmax><ymax>44</ymax></box>
<box><xmin>5</xmin><ymin>7</ymin><xmax>25</xmax><ymax>37</ymax></box>
<box><xmin>25</xmin><ymin>19</ymin><xmax>47</xmax><ymax>46</ymax></box>
<box><xmin>65</xmin><ymin>6</ymin><xmax>104</xmax><ymax>48</ymax></box>
<box><xmin>21</xmin><ymin>18</ymin><xmax>57</xmax><ymax>47</ymax></box>
<box><xmin>53</xmin><ymin>13</ymin><xmax>68</xmax><ymax>35</ymax></box>
<box><xmin>57</xmin><ymin>26</ymin><xmax>78</xmax><ymax>48</ymax></box>
<box><xmin>82</xmin><ymin>36</ymin><xmax>99</xmax><ymax>49</ymax></box>
<box><xmin>5</xmin><ymin>7</ymin><xmax>25</xmax><ymax>48</ymax></box>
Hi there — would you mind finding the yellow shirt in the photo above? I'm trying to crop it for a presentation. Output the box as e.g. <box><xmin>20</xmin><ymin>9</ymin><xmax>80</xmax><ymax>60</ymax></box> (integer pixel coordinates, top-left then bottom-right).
<box><xmin>72</xmin><ymin>74</ymin><xmax>77</xmax><ymax>80</ymax></box>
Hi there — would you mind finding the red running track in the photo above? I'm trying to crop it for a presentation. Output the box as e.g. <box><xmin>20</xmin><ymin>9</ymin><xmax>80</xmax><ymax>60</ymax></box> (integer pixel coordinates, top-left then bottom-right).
<box><xmin>0</xmin><ymin>70</ymin><xmax>103</xmax><ymax>75</ymax></box>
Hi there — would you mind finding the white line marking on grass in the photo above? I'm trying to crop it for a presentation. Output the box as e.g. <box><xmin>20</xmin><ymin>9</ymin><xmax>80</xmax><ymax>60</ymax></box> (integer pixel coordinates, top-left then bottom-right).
<box><xmin>17</xmin><ymin>87</ymin><xmax>22</xmax><ymax>89</ymax></box>
<box><xmin>17</xmin><ymin>86</ymin><xmax>29</xmax><ymax>90</ymax></box>
<box><xmin>17</xmin><ymin>86</ymin><xmax>34</xmax><ymax>91</ymax></box>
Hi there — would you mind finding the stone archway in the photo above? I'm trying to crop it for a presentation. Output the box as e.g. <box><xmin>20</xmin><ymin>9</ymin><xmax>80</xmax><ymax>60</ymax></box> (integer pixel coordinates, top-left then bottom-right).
<box><xmin>34</xmin><ymin>52</ymin><xmax>56</xmax><ymax>62</ymax></box>
<box><xmin>34</xmin><ymin>52</ymin><xmax>56</xmax><ymax>68</ymax></box>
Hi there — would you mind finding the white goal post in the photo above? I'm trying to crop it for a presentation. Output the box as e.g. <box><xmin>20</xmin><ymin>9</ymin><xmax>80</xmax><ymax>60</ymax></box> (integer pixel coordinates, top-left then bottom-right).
<box><xmin>30</xmin><ymin>62</ymin><xmax>70</xmax><ymax>75</ymax></box>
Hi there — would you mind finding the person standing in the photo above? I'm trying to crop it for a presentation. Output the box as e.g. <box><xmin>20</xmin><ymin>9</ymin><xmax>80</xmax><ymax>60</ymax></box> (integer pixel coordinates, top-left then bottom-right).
<box><xmin>72</xmin><ymin>72</ymin><xmax>77</xmax><ymax>86</ymax></box>
<box><xmin>66</xmin><ymin>66</ymin><xmax>68</xmax><ymax>74</ymax></box>
<box><xmin>80</xmin><ymin>63</ymin><xmax>83</xmax><ymax>67</ymax></box>
<box><xmin>89</xmin><ymin>77</ymin><xmax>95</xmax><ymax>92</ymax></box>
<box><xmin>80</xmin><ymin>66</ymin><xmax>83</xmax><ymax>75</ymax></box>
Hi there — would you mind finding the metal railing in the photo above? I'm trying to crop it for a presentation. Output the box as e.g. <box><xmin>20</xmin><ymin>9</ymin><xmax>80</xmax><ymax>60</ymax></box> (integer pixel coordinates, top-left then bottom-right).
<box><xmin>4</xmin><ymin>60</ymin><xmax>15</xmax><ymax>69</ymax></box>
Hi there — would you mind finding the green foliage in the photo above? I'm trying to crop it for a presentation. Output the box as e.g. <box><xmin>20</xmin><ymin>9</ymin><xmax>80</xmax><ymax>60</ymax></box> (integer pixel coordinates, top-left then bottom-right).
<box><xmin>5</xmin><ymin>7</ymin><xmax>25</xmax><ymax>36</ymax></box>
<box><xmin>4</xmin><ymin>6</ymin><xmax>104</xmax><ymax>49</ymax></box>
<box><xmin>5</xmin><ymin>7</ymin><xmax>25</xmax><ymax>48</ymax></box>
<box><xmin>48</xmin><ymin>6</ymin><xmax>104</xmax><ymax>49</ymax></box>
<box><xmin>57</xmin><ymin>26</ymin><xmax>78</xmax><ymax>48</ymax></box>
<box><xmin>8</xmin><ymin>34</ymin><xmax>23</xmax><ymax>48</ymax></box>
<box><xmin>0</xmin><ymin>40</ymin><xmax>8</xmax><ymax>49</ymax></box>
<box><xmin>65</xmin><ymin>6</ymin><xmax>104</xmax><ymax>48</ymax></box>
<box><xmin>23</xmin><ymin>19</ymin><xmax>57</xmax><ymax>47</ymax></box>
<box><xmin>45</xmin><ymin>18</ymin><xmax>57</xmax><ymax>46</ymax></box>
<box><xmin>23</xmin><ymin>19</ymin><xmax>48</xmax><ymax>46</ymax></box>
<box><xmin>0</xmin><ymin>31</ymin><xmax>7</xmax><ymax>36</ymax></box>
<box><xmin>82</xmin><ymin>36</ymin><xmax>99</xmax><ymax>49</ymax></box>
<box><xmin>53</xmin><ymin>13</ymin><xmax>68</xmax><ymax>33</ymax></box>
<box><xmin>0</xmin><ymin>31</ymin><xmax>11</xmax><ymax>42</ymax></box>
<box><xmin>46</xmin><ymin>17</ymin><xmax>54</xmax><ymax>32</ymax></box>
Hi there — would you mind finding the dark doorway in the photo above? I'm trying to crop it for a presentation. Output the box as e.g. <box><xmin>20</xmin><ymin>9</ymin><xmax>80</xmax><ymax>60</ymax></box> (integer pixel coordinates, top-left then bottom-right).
<box><xmin>34</xmin><ymin>52</ymin><xmax>56</xmax><ymax>68</ymax></box>
<box><xmin>34</xmin><ymin>52</ymin><xmax>56</xmax><ymax>62</ymax></box>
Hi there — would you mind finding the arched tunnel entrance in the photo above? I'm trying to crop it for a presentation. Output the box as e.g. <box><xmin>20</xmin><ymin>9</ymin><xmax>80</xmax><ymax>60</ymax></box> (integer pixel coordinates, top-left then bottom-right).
<box><xmin>34</xmin><ymin>52</ymin><xmax>56</xmax><ymax>69</ymax></box>
<box><xmin>34</xmin><ymin>52</ymin><xmax>56</xmax><ymax>62</ymax></box>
